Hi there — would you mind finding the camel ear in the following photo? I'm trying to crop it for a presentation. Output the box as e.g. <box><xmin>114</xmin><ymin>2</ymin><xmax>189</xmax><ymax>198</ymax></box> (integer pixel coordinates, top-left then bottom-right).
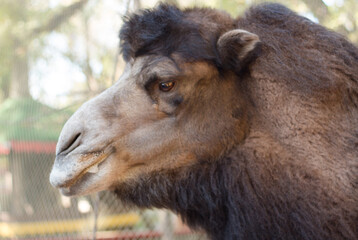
<box><xmin>217</xmin><ymin>29</ymin><xmax>260</xmax><ymax>73</ymax></box>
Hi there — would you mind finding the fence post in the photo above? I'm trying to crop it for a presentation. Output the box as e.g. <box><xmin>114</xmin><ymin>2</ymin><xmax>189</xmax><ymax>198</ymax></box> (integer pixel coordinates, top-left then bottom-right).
<box><xmin>159</xmin><ymin>210</ymin><xmax>174</xmax><ymax>240</ymax></box>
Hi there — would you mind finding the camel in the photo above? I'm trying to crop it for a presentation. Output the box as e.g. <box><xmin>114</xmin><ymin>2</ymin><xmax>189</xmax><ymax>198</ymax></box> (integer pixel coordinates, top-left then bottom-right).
<box><xmin>50</xmin><ymin>3</ymin><xmax>358</xmax><ymax>239</ymax></box>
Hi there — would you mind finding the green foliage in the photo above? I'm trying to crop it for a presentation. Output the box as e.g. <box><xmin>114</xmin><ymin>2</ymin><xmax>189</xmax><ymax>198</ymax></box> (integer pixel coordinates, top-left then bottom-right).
<box><xmin>324</xmin><ymin>0</ymin><xmax>358</xmax><ymax>42</ymax></box>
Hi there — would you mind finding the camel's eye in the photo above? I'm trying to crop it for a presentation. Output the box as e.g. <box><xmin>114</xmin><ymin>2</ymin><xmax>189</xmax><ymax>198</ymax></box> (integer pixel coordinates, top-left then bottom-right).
<box><xmin>159</xmin><ymin>81</ymin><xmax>175</xmax><ymax>92</ymax></box>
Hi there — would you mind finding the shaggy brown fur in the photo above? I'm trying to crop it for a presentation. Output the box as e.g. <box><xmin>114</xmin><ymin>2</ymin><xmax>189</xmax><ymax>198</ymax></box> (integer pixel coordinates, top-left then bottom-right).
<box><xmin>117</xmin><ymin>3</ymin><xmax>358</xmax><ymax>239</ymax></box>
<box><xmin>50</xmin><ymin>3</ymin><xmax>358</xmax><ymax>240</ymax></box>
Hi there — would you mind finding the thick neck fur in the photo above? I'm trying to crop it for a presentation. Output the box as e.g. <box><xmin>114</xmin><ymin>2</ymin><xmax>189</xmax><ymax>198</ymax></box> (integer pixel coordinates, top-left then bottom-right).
<box><xmin>114</xmin><ymin>136</ymin><xmax>357</xmax><ymax>240</ymax></box>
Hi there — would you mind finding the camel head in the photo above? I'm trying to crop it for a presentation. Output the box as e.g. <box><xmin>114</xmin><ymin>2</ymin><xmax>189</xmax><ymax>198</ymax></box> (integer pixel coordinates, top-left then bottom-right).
<box><xmin>49</xmin><ymin>4</ymin><xmax>260</xmax><ymax>196</ymax></box>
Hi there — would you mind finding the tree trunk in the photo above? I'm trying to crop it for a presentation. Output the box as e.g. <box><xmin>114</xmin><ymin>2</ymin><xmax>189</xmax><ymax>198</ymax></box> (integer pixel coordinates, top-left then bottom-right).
<box><xmin>9</xmin><ymin>39</ymin><xmax>30</xmax><ymax>99</ymax></box>
<box><xmin>83</xmin><ymin>15</ymin><xmax>99</xmax><ymax>97</ymax></box>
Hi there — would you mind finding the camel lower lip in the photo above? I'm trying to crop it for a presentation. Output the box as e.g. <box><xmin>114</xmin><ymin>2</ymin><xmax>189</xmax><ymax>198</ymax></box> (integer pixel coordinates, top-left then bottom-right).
<box><xmin>51</xmin><ymin>151</ymin><xmax>110</xmax><ymax>189</ymax></box>
<box><xmin>60</xmin><ymin>187</ymin><xmax>71</xmax><ymax>195</ymax></box>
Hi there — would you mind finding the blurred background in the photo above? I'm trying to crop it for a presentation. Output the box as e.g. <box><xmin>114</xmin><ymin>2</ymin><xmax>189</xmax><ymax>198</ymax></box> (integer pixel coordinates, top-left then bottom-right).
<box><xmin>0</xmin><ymin>0</ymin><xmax>357</xmax><ymax>239</ymax></box>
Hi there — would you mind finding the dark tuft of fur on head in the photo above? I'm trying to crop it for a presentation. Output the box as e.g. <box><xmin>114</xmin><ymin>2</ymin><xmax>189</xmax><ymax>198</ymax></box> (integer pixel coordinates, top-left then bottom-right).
<box><xmin>119</xmin><ymin>3</ymin><xmax>238</xmax><ymax>70</ymax></box>
<box><xmin>119</xmin><ymin>4</ymin><xmax>213</xmax><ymax>62</ymax></box>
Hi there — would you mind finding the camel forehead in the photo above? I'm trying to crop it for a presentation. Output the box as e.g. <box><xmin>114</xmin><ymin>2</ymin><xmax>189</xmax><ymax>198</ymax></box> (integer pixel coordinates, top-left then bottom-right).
<box><xmin>130</xmin><ymin>56</ymin><xmax>181</xmax><ymax>82</ymax></box>
<box><xmin>129</xmin><ymin>55</ymin><xmax>218</xmax><ymax>87</ymax></box>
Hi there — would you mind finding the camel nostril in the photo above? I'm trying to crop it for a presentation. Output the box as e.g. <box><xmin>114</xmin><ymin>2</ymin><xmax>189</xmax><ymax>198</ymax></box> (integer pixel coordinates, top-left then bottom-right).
<box><xmin>58</xmin><ymin>132</ymin><xmax>82</xmax><ymax>156</ymax></box>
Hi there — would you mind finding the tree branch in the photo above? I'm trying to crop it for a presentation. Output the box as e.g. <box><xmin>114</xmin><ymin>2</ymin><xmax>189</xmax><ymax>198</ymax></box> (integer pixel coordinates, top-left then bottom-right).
<box><xmin>31</xmin><ymin>0</ymin><xmax>88</xmax><ymax>37</ymax></box>
<box><xmin>301</xmin><ymin>0</ymin><xmax>329</xmax><ymax>23</ymax></box>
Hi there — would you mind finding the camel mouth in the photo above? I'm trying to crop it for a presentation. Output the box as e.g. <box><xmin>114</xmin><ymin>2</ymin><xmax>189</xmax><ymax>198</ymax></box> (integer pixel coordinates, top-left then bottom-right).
<box><xmin>50</xmin><ymin>150</ymin><xmax>111</xmax><ymax>194</ymax></box>
<box><xmin>62</xmin><ymin>152</ymin><xmax>109</xmax><ymax>187</ymax></box>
